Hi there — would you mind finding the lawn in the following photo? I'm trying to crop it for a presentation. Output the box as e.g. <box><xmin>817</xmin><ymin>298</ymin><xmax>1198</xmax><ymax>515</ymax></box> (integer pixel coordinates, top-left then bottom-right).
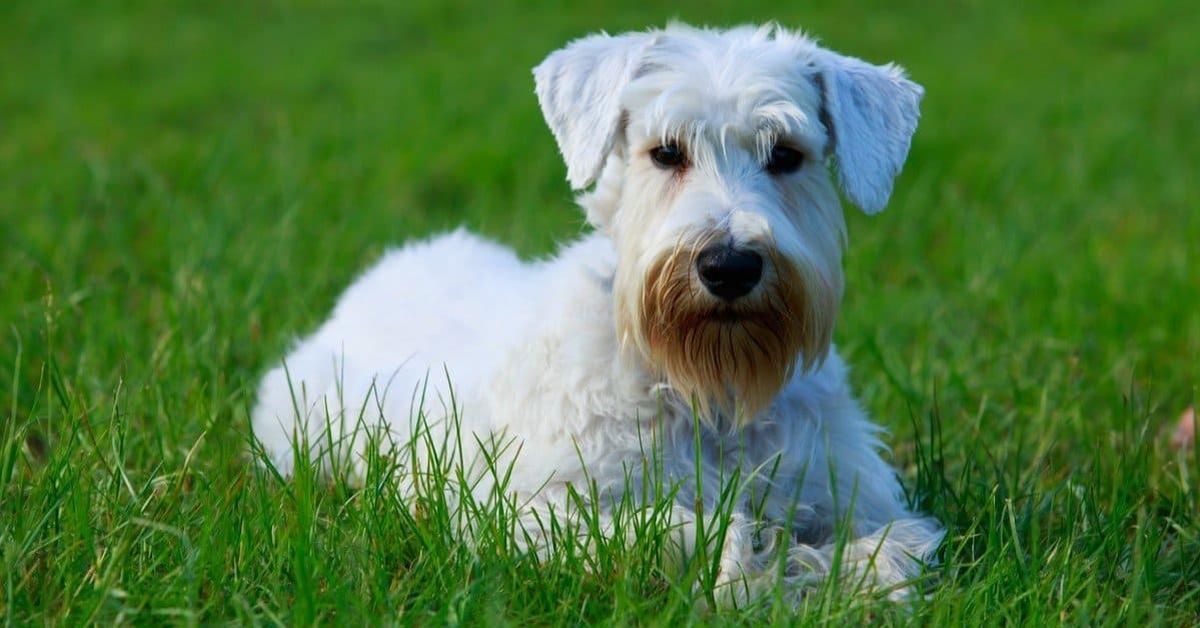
<box><xmin>2</xmin><ymin>0</ymin><xmax>1198</xmax><ymax>624</ymax></box>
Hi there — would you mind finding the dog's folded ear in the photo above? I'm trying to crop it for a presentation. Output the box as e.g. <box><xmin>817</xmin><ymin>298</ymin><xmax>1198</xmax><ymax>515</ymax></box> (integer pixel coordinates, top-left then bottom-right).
<box><xmin>813</xmin><ymin>51</ymin><xmax>924</xmax><ymax>214</ymax></box>
<box><xmin>534</xmin><ymin>32</ymin><xmax>656</xmax><ymax>190</ymax></box>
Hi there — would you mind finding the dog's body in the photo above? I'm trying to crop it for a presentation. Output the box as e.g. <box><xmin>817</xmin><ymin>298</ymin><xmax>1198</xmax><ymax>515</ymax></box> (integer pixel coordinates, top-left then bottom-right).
<box><xmin>253</xmin><ymin>23</ymin><xmax>942</xmax><ymax>602</ymax></box>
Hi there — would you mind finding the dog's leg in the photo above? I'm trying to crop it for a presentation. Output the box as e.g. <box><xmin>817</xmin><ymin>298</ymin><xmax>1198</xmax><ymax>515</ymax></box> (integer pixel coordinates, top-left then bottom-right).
<box><xmin>251</xmin><ymin>355</ymin><xmax>395</xmax><ymax>485</ymax></box>
<box><xmin>764</xmin><ymin>388</ymin><xmax>945</xmax><ymax>600</ymax></box>
<box><xmin>784</xmin><ymin>516</ymin><xmax>943</xmax><ymax>601</ymax></box>
<box><xmin>651</xmin><ymin>507</ymin><xmax>775</xmax><ymax>608</ymax></box>
<box><xmin>678</xmin><ymin>511</ymin><xmax>941</xmax><ymax>605</ymax></box>
<box><xmin>251</xmin><ymin>361</ymin><xmax>331</xmax><ymax>478</ymax></box>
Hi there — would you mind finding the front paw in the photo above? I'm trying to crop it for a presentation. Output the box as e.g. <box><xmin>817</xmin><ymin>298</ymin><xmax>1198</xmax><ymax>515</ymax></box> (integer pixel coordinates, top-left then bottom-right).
<box><xmin>786</xmin><ymin>517</ymin><xmax>944</xmax><ymax>600</ymax></box>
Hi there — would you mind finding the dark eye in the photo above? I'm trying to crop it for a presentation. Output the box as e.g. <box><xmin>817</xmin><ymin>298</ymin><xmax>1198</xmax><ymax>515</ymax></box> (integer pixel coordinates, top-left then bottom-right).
<box><xmin>765</xmin><ymin>145</ymin><xmax>804</xmax><ymax>175</ymax></box>
<box><xmin>649</xmin><ymin>144</ymin><xmax>687</xmax><ymax>170</ymax></box>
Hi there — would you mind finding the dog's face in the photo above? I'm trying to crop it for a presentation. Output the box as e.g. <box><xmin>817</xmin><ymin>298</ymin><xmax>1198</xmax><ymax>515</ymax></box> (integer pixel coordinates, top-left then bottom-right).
<box><xmin>535</xmin><ymin>24</ymin><xmax>923</xmax><ymax>422</ymax></box>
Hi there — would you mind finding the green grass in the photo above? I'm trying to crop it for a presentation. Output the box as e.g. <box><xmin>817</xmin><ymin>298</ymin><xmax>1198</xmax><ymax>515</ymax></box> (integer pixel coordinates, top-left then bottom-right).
<box><xmin>3</xmin><ymin>0</ymin><xmax>1199</xmax><ymax>623</ymax></box>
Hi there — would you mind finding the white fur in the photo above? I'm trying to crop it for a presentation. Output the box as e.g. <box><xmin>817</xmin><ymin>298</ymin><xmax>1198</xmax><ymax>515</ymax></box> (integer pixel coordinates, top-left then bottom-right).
<box><xmin>813</xmin><ymin>49</ymin><xmax>924</xmax><ymax>214</ymax></box>
<box><xmin>252</xmin><ymin>23</ymin><xmax>941</xmax><ymax>605</ymax></box>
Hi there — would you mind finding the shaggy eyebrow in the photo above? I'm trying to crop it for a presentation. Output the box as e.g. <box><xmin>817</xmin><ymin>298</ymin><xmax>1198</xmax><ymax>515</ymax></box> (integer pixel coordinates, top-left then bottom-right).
<box><xmin>636</xmin><ymin>86</ymin><xmax>819</xmax><ymax>164</ymax></box>
<box><xmin>645</xmin><ymin>121</ymin><xmax>803</xmax><ymax>168</ymax></box>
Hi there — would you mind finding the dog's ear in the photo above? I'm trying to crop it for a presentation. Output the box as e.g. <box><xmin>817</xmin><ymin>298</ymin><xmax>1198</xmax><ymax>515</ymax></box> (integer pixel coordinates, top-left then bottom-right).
<box><xmin>813</xmin><ymin>51</ymin><xmax>923</xmax><ymax>214</ymax></box>
<box><xmin>534</xmin><ymin>32</ymin><xmax>656</xmax><ymax>190</ymax></box>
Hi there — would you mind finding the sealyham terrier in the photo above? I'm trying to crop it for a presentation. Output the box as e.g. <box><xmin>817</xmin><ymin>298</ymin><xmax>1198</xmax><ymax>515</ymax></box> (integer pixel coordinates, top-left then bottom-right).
<box><xmin>252</xmin><ymin>22</ymin><xmax>943</xmax><ymax>604</ymax></box>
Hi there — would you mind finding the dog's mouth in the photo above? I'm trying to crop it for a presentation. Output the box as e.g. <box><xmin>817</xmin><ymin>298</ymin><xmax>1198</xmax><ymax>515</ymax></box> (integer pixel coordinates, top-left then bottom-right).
<box><xmin>705</xmin><ymin>307</ymin><xmax>746</xmax><ymax>324</ymax></box>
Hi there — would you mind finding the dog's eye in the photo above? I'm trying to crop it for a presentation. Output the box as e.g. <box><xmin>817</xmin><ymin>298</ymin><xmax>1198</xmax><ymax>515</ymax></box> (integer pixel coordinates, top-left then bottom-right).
<box><xmin>649</xmin><ymin>144</ymin><xmax>687</xmax><ymax>170</ymax></box>
<box><xmin>765</xmin><ymin>145</ymin><xmax>804</xmax><ymax>175</ymax></box>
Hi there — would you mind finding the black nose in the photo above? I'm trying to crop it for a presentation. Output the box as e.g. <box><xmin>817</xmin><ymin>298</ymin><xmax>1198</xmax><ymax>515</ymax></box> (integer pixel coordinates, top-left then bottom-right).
<box><xmin>696</xmin><ymin>245</ymin><xmax>763</xmax><ymax>301</ymax></box>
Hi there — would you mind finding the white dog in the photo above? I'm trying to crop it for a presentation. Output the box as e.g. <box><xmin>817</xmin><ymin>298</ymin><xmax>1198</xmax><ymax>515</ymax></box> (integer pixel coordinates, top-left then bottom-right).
<box><xmin>252</xmin><ymin>23</ymin><xmax>942</xmax><ymax>603</ymax></box>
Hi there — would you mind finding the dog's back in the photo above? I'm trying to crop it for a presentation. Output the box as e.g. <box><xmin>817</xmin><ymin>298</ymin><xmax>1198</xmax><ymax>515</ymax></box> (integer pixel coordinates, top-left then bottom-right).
<box><xmin>251</xmin><ymin>229</ymin><xmax>543</xmax><ymax>474</ymax></box>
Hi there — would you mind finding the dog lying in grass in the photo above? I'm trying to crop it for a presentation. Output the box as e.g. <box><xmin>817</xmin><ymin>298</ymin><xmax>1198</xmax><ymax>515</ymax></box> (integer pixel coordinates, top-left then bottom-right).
<box><xmin>252</xmin><ymin>22</ymin><xmax>942</xmax><ymax>605</ymax></box>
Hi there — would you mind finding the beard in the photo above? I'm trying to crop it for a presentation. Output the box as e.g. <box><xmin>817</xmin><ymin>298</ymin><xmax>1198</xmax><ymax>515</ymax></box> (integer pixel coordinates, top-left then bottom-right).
<box><xmin>617</xmin><ymin>245</ymin><xmax>838</xmax><ymax>425</ymax></box>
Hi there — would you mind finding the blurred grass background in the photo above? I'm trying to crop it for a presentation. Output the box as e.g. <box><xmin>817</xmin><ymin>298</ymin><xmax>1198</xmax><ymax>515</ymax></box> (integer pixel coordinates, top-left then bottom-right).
<box><xmin>2</xmin><ymin>0</ymin><xmax>1198</xmax><ymax>623</ymax></box>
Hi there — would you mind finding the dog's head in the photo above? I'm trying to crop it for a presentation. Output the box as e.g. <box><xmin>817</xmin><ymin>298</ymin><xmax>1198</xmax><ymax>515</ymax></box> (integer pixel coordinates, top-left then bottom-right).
<box><xmin>534</xmin><ymin>23</ymin><xmax>923</xmax><ymax>422</ymax></box>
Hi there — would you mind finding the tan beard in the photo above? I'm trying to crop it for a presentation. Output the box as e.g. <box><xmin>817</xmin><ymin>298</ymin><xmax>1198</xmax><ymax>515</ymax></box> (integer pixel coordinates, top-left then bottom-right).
<box><xmin>619</xmin><ymin>244</ymin><xmax>837</xmax><ymax>425</ymax></box>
